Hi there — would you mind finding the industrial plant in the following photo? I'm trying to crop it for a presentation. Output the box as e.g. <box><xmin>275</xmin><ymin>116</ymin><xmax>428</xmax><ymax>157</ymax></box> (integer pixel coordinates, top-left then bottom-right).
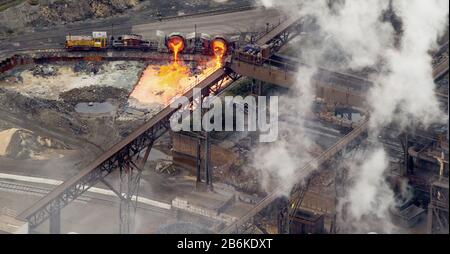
<box><xmin>0</xmin><ymin>0</ymin><xmax>448</xmax><ymax>235</ymax></box>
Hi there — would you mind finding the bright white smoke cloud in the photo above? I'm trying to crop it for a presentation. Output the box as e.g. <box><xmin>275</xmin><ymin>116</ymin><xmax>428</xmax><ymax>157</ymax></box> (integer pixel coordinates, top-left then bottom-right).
<box><xmin>251</xmin><ymin>66</ymin><xmax>317</xmax><ymax>195</ymax></box>
<box><xmin>369</xmin><ymin>0</ymin><xmax>449</xmax><ymax>130</ymax></box>
<box><xmin>337</xmin><ymin>148</ymin><xmax>398</xmax><ymax>233</ymax></box>
<box><xmin>346</xmin><ymin>149</ymin><xmax>391</xmax><ymax>220</ymax></box>
<box><xmin>254</xmin><ymin>0</ymin><xmax>448</xmax><ymax>233</ymax></box>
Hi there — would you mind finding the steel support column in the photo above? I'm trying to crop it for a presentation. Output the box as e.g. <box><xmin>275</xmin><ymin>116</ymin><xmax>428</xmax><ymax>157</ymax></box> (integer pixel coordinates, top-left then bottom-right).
<box><xmin>404</xmin><ymin>133</ymin><xmax>412</xmax><ymax>175</ymax></box>
<box><xmin>251</xmin><ymin>79</ymin><xmax>263</xmax><ymax>96</ymax></box>
<box><xmin>18</xmin><ymin>16</ymin><xmax>308</xmax><ymax>233</ymax></box>
<box><xmin>196</xmin><ymin>139</ymin><xmax>202</xmax><ymax>186</ymax></box>
<box><xmin>119</xmin><ymin>162</ymin><xmax>142</xmax><ymax>234</ymax></box>
<box><xmin>428</xmin><ymin>178</ymin><xmax>449</xmax><ymax>234</ymax></box>
<box><xmin>49</xmin><ymin>209</ymin><xmax>60</xmax><ymax>234</ymax></box>
<box><xmin>18</xmin><ymin>67</ymin><xmax>227</xmax><ymax>232</ymax></box>
<box><xmin>277</xmin><ymin>197</ymin><xmax>290</xmax><ymax>234</ymax></box>
<box><xmin>205</xmin><ymin>131</ymin><xmax>213</xmax><ymax>190</ymax></box>
<box><xmin>140</xmin><ymin>143</ymin><xmax>153</xmax><ymax>168</ymax></box>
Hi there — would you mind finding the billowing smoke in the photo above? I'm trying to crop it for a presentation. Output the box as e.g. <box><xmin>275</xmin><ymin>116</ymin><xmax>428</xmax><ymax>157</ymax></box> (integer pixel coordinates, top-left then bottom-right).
<box><xmin>336</xmin><ymin>147</ymin><xmax>398</xmax><ymax>233</ymax></box>
<box><xmin>253</xmin><ymin>0</ymin><xmax>448</xmax><ymax>233</ymax></box>
<box><xmin>251</xmin><ymin>66</ymin><xmax>317</xmax><ymax>195</ymax></box>
<box><xmin>368</xmin><ymin>0</ymin><xmax>449</xmax><ymax>130</ymax></box>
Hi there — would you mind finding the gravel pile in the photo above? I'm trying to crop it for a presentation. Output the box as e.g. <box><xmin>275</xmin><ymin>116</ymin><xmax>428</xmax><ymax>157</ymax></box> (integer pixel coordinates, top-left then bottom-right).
<box><xmin>59</xmin><ymin>85</ymin><xmax>129</xmax><ymax>105</ymax></box>
<box><xmin>73</xmin><ymin>62</ymin><xmax>102</xmax><ymax>75</ymax></box>
<box><xmin>32</xmin><ymin>65</ymin><xmax>58</xmax><ymax>77</ymax></box>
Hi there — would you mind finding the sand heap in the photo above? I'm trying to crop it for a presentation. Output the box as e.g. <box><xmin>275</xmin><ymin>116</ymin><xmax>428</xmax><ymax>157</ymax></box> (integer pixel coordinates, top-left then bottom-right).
<box><xmin>0</xmin><ymin>128</ymin><xmax>68</xmax><ymax>160</ymax></box>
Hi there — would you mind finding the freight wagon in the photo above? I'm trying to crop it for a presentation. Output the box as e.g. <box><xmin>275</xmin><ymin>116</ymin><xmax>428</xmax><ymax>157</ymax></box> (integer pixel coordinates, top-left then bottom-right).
<box><xmin>111</xmin><ymin>34</ymin><xmax>158</xmax><ymax>51</ymax></box>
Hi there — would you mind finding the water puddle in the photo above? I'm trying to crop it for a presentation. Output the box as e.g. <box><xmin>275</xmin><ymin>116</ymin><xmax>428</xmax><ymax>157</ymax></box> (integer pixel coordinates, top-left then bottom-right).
<box><xmin>75</xmin><ymin>102</ymin><xmax>116</xmax><ymax>114</ymax></box>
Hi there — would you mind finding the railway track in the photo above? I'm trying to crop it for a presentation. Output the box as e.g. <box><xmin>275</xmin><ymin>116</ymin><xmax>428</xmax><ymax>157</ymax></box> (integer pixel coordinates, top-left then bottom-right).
<box><xmin>0</xmin><ymin>180</ymin><xmax>77</xmax><ymax>200</ymax></box>
<box><xmin>0</xmin><ymin>180</ymin><xmax>172</xmax><ymax>215</ymax></box>
<box><xmin>0</xmin><ymin>4</ymin><xmax>259</xmax><ymax>44</ymax></box>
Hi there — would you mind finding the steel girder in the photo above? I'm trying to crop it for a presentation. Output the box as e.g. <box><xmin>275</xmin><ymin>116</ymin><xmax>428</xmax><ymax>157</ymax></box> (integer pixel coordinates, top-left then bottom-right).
<box><xmin>19</xmin><ymin>15</ymin><xmax>304</xmax><ymax>233</ymax></box>
<box><xmin>24</xmin><ymin>117</ymin><xmax>170</xmax><ymax>230</ymax></box>
<box><xmin>428</xmin><ymin>178</ymin><xmax>449</xmax><ymax>234</ymax></box>
<box><xmin>22</xmin><ymin>70</ymin><xmax>238</xmax><ymax>232</ymax></box>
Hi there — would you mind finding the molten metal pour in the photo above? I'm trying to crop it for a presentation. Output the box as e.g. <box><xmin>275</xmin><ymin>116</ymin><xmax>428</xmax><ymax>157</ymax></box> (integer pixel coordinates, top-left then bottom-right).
<box><xmin>168</xmin><ymin>36</ymin><xmax>185</xmax><ymax>66</ymax></box>
<box><xmin>212</xmin><ymin>39</ymin><xmax>227</xmax><ymax>68</ymax></box>
<box><xmin>131</xmin><ymin>36</ymin><xmax>222</xmax><ymax>106</ymax></box>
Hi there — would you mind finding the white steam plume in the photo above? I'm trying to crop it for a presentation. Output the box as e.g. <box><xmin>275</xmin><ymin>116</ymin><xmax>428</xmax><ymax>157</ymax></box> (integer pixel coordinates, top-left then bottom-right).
<box><xmin>251</xmin><ymin>66</ymin><xmax>317</xmax><ymax>195</ymax></box>
<box><xmin>336</xmin><ymin>147</ymin><xmax>398</xmax><ymax>233</ymax></box>
<box><xmin>369</xmin><ymin>0</ymin><xmax>449</xmax><ymax>130</ymax></box>
<box><xmin>254</xmin><ymin>0</ymin><xmax>448</xmax><ymax>233</ymax></box>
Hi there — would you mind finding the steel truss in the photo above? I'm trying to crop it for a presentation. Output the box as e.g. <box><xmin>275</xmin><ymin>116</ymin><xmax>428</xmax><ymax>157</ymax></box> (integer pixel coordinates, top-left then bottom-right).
<box><xmin>221</xmin><ymin>119</ymin><xmax>369</xmax><ymax>234</ymax></box>
<box><xmin>119</xmin><ymin>161</ymin><xmax>142</xmax><ymax>234</ymax></box>
<box><xmin>22</xmin><ymin>111</ymin><xmax>171</xmax><ymax>232</ymax></box>
<box><xmin>19</xmin><ymin>70</ymin><xmax>238</xmax><ymax>233</ymax></box>
<box><xmin>18</xmin><ymin>15</ymin><xmax>303</xmax><ymax>234</ymax></box>
<box><xmin>428</xmin><ymin>177</ymin><xmax>449</xmax><ymax>234</ymax></box>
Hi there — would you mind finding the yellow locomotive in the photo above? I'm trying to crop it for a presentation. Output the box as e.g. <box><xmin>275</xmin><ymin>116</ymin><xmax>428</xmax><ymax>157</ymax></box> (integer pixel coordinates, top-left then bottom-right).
<box><xmin>65</xmin><ymin>31</ymin><xmax>108</xmax><ymax>51</ymax></box>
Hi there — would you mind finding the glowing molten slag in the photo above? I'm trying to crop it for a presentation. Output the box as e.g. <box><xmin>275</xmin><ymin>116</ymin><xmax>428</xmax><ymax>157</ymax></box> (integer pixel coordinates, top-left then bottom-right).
<box><xmin>130</xmin><ymin>63</ymin><xmax>190</xmax><ymax>105</ymax></box>
<box><xmin>168</xmin><ymin>36</ymin><xmax>185</xmax><ymax>65</ymax></box>
<box><xmin>130</xmin><ymin>36</ymin><xmax>223</xmax><ymax>106</ymax></box>
<box><xmin>131</xmin><ymin>35</ymin><xmax>190</xmax><ymax>105</ymax></box>
<box><xmin>212</xmin><ymin>39</ymin><xmax>227</xmax><ymax>68</ymax></box>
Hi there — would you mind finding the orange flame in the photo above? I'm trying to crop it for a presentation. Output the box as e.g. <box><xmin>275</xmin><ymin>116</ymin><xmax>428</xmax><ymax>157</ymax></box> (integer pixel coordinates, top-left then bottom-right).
<box><xmin>131</xmin><ymin>35</ymin><xmax>191</xmax><ymax>104</ymax></box>
<box><xmin>212</xmin><ymin>39</ymin><xmax>227</xmax><ymax>68</ymax></box>
<box><xmin>168</xmin><ymin>36</ymin><xmax>185</xmax><ymax>65</ymax></box>
<box><xmin>130</xmin><ymin>62</ymin><xmax>190</xmax><ymax>105</ymax></box>
<box><xmin>131</xmin><ymin>36</ymin><xmax>222</xmax><ymax>106</ymax></box>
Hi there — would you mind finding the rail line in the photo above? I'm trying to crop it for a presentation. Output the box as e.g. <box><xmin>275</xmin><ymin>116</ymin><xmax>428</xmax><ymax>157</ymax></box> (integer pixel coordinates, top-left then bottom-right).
<box><xmin>0</xmin><ymin>4</ymin><xmax>260</xmax><ymax>45</ymax></box>
<box><xmin>0</xmin><ymin>180</ymin><xmax>91</xmax><ymax>203</ymax></box>
<box><xmin>0</xmin><ymin>180</ymin><xmax>172</xmax><ymax>215</ymax></box>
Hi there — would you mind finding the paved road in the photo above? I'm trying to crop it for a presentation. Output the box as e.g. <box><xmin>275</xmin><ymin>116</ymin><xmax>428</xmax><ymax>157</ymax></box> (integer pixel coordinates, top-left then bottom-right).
<box><xmin>132</xmin><ymin>8</ymin><xmax>284</xmax><ymax>38</ymax></box>
<box><xmin>0</xmin><ymin>7</ymin><xmax>284</xmax><ymax>56</ymax></box>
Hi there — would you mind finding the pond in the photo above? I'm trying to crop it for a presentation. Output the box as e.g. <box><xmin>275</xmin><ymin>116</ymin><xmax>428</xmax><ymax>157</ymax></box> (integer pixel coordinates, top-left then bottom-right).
<box><xmin>75</xmin><ymin>102</ymin><xmax>116</xmax><ymax>114</ymax></box>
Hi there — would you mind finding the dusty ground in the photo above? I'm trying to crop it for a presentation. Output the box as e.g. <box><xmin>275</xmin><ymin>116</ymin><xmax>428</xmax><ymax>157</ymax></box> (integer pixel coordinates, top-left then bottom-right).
<box><xmin>0</xmin><ymin>46</ymin><xmax>232</xmax><ymax>154</ymax></box>
<box><xmin>0</xmin><ymin>61</ymin><xmax>148</xmax><ymax>149</ymax></box>
<box><xmin>3</xmin><ymin>61</ymin><xmax>144</xmax><ymax>101</ymax></box>
<box><xmin>0</xmin><ymin>0</ymin><xmax>254</xmax><ymax>38</ymax></box>
<box><xmin>0</xmin><ymin>127</ymin><xmax>69</xmax><ymax>160</ymax></box>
